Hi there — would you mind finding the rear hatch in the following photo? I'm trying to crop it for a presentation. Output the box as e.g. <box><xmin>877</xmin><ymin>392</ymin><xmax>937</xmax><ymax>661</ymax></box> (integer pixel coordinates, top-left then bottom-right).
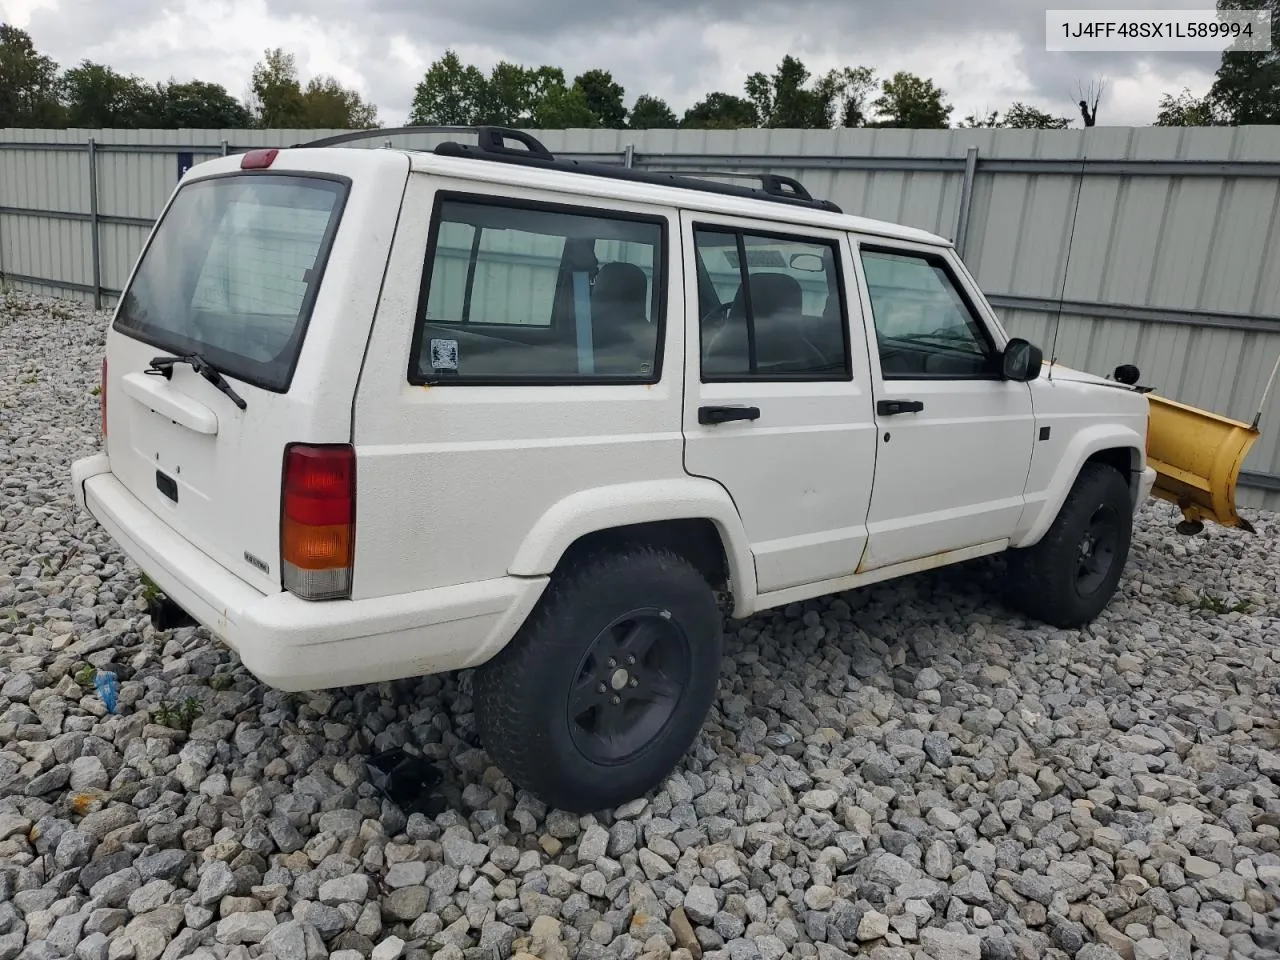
<box><xmin>102</xmin><ymin>153</ymin><xmax>402</xmax><ymax>594</ymax></box>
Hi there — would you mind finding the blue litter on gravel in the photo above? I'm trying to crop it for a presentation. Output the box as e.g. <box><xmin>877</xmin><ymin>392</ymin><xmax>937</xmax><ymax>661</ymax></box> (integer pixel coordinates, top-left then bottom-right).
<box><xmin>94</xmin><ymin>670</ymin><xmax>118</xmax><ymax>714</ymax></box>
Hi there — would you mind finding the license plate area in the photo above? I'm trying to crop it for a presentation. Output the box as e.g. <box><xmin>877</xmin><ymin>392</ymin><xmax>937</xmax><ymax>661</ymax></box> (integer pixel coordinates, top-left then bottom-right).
<box><xmin>156</xmin><ymin>469</ymin><xmax>178</xmax><ymax>503</ymax></box>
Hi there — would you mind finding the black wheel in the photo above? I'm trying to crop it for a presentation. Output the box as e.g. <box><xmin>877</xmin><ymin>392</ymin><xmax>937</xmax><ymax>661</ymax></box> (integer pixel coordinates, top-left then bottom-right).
<box><xmin>473</xmin><ymin>545</ymin><xmax>723</xmax><ymax>812</ymax></box>
<box><xmin>1006</xmin><ymin>462</ymin><xmax>1133</xmax><ymax>628</ymax></box>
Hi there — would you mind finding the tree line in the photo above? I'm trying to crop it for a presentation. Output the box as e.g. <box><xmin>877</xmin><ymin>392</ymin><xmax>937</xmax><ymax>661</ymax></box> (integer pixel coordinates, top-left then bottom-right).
<box><xmin>0</xmin><ymin>27</ymin><xmax>376</xmax><ymax>129</ymax></box>
<box><xmin>2</xmin><ymin>0</ymin><xmax>1276</xmax><ymax>133</ymax></box>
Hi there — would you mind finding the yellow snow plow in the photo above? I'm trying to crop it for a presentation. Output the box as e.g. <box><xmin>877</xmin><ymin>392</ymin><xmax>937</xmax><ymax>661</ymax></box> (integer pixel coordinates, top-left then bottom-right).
<box><xmin>1139</xmin><ymin>350</ymin><xmax>1277</xmax><ymax>535</ymax></box>
<box><xmin>1145</xmin><ymin>393</ymin><xmax>1261</xmax><ymax>535</ymax></box>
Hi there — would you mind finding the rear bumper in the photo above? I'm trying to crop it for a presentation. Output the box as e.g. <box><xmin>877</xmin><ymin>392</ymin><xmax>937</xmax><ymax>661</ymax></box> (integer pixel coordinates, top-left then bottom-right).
<box><xmin>70</xmin><ymin>454</ymin><xmax>548</xmax><ymax>691</ymax></box>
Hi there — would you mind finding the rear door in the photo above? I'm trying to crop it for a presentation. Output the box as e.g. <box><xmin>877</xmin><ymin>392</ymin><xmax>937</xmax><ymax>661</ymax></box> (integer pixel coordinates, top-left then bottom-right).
<box><xmin>103</xmin><ymin>150</ymin><xmax>409</xmax><ymax>593</ymax></box>
<box><xmin>849</xmin><ymin>238</ymin><xmax>1037</xmax><ymax>571</ymax></box>
<box><xmin>348</xmin><ymin>173</ymin><xmax>685</xmax><ymax>600</ymax></box>
<box><xmin>680</xmin><ymin>210</ymin><xmax>877</xmax><ymax>595</ymax></box>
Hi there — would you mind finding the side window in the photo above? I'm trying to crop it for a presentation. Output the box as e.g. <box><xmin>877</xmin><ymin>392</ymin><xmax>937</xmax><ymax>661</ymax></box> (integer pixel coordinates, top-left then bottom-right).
<box><xmin>859</xmin><ymin>247</ymin><xmax>999</xmax><ymax>379</ymax></box>
<box><xmin>411</xmin><ymin>197</ymin><xmax>665</xmax><ymax>383</ymax></box>
<box><xmin>693</xmin><ymin>227</ymin><xmax>850</xmax><ymax>380</ymax></box>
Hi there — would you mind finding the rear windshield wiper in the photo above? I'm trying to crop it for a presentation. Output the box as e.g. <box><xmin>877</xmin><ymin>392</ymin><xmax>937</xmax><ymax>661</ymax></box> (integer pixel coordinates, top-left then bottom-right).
<box><xmin>146</xmin><ymin>353</ymin><xmax>247</xmax><ymax>410</ymax></box>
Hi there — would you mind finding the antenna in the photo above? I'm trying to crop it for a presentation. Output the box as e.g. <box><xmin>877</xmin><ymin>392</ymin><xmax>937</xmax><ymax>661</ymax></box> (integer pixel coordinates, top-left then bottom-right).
<box><xmin>1251</xmin><ymin>350</ymin><xmax>1280</xmax><ymax>432</ymax></box>
<box><xmin>1048</xmin><ymin>153</ymin><xmax>1088</xmax><ymax>382</ymax></box>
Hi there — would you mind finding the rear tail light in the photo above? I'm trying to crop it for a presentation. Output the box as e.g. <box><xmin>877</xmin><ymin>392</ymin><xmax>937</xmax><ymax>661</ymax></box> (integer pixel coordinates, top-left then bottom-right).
<box><xmin>100</xmin><ymin>357</ymin><xmax>107</xmax><ymax>439</ymax></box>
<box><xmin>281</xmin><ymin>443</ymin><xmax>355</xmax><ymax>600</ymax></box>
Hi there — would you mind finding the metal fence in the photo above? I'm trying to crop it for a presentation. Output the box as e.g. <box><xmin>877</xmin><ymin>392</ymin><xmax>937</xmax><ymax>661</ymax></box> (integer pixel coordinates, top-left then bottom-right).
<box><xmin>3</xmin><ymin>124</ymin><xmax>1279</xmax><ymax>509</ymax></box>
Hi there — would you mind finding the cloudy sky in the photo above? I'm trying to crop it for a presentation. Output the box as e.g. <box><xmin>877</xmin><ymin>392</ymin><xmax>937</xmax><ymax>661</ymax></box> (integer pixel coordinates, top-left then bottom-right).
<box><xmin>1</xmin><ymin>0</ymin><xmax>1226</xmax><ymax>127</ymax></box>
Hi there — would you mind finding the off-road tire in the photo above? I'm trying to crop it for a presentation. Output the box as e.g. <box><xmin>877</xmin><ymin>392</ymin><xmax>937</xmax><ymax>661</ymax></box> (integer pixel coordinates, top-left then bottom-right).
<box><xmin>473</xmin><ymin>544</ymin><xmax>723</xmax><ymax>812</ymax></box>
<box><xmin>1006</xmin><ymin>461</ymin><xmax>1133</xmax><ymax>628</ymax></box>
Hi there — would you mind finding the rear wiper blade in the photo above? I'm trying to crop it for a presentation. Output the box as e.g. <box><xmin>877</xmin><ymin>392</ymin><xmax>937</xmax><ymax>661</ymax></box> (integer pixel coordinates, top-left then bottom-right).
<box><xmin>146</xmin><ymin>353</ymin><xmax>247</xmax><ymax>410</ymax></box>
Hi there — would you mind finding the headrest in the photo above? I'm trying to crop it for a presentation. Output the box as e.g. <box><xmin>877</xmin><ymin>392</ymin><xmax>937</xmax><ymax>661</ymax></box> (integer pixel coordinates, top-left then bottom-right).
<box><xmin>593</xmin><ymin>262</ymin><xmax>648</xmax><ymax>304</ymax></box>
<box><xmin>748</xmin><ymin>272</ymin><xmax>803</xmax><ymax>317</ymax></box>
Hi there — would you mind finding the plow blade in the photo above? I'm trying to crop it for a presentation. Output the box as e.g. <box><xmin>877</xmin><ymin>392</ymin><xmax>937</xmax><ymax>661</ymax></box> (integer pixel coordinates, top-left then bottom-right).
<box><xmin>1145</xmin><ymin>393</ymin><xmax>1260</xmax><ymax>534</ymax></box>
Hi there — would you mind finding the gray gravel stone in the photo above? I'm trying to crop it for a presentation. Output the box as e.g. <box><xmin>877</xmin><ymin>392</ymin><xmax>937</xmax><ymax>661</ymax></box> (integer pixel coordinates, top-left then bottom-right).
<box><xmin>69</xmin><ymin>755</ymin><xmax>109</xmax><ymax>791</ymax></box>
<box><xmin>319</xmin><ymin>875</ymin><xmax>373</xmax><ymax>904</ymax></box>
<box><xmin>919</xmin><ymin>928</ymin><xmax>981</xmax><ymax>960</ymax></box>
<box><xmin>215</xmin><ymin>911</ymin><xmax>277</xmax><ymax>945</ymax></box>
<box><xmin>2</xmin><ymin>291</ymin><xmax>1279</xmax><ymax>960</ymax></box>
<box><xmin>684</xmin><ymin>886</ymin><xmax>718</xmax><ymax>925</ymax></box>
<box><xmin>577</xmin><ymin>824</ymin><xmax>609</xmax><ymax>864</ymax></box>
<box><xmin>196</xmin><ymin>862</ymin><xmax>235</xmax><ymax>906</ymax></box>
<box><xmin>381</xmin><ymin>887</ymin><xmax>427</xmax><ymax>921</ymax></box>
<box><xmin>384</xmin><ymin>861</ymin><xmax>426</xmax><ymax>889</ymax></box>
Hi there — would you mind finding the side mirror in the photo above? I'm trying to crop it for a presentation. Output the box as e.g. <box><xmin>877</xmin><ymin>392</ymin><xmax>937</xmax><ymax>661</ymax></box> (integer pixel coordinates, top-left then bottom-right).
<box><xmin>1113</xmin><ymin>363</ymin><xmax>1140</xmax><ymax>385</ymax></box>
<box><xmin>1002</xmin><ymin>337</ymin><xmax>1043</xmax><ymax>382</ymax></box>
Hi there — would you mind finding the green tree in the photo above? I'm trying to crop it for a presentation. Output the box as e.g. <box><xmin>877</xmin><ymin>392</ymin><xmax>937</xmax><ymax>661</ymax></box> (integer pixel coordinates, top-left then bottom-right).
<box><xmin>960</xmin><ymin>101</ymin><xmax>1072</xmax><ymax>128</ymax></box>
<box><xmin>628</xmin><ymin>94</ymin><xmax>677</xmax><ymax>129</ymax></box>
<box><xmin>831</xmin><ymin>66</ymin><xmax>878</xmax><ymax>127</ymax></box>
<box><xmin>302</xmin><ymin>76</ymin><xmax>379</xmax><ymax>128</ymax></box>
<box><xmin>155</xmin><ymin>80</ymin><xmax>252</xmax><ymax>128</ymax></box>
<box><xmin>871</xmin><ymin>71</ymin><xmax>953</xmax><ymax>128</ymax></box>
<box><xmin>572</xmin><ymin>68</ymin><xmax>626</xmax><ymax>127</ymax></box>
<box><xmin>745</xmin><ymin>55</ymin><xmax>836</xmax><ymax>128</ymax></box>
<box><xmin>1209</xmin><ymin>0</ymin><xmax>1280</xmax><ymax>123</ymax></box>
<box><xmin>248</xmin><ymin>48</ymin><xmax>375</xmax><ymax>128</ymax></box>
<box><xmin>479</xmin><ymin>60</ymin><xmax>536</xmax><ymax>124</ymax></box>
<box><xmin>681</xmin><ymin>91</ymin><xmax>758</xmax><ymax>129</ymax></box>
<box><xmin>60</xmin><ymin>61</ymin><xmax>162</xmax><ymax>127</ymax></box>
<box><xmin>0</xmin><ymin>24</ymin><xmax>65</xmax><ymax>127</ymax></box>
<box><xmin>529</xmin><ymin>68</ymin><xmax>597</xmax><ymax>128</ymax></box>
<box><xmin>958</xmin><ymin>108</ymin><xmax>1001</xmax><ymax>128</ymax></box>
<box><xmin>411</xmin><ymin>55</ymin><xmax>624</xmax><ymax>128</ymax></box>
<box><xmin>249</xmin><ymin>48</ymin><xmax>307</xmax><ymax>127</ymax></box>
<box><xmin>409</xmin><ymin>49</ymin><xmax>489</xmax><ymax>125</ymax></box>
<box><xmin>1003</xmin><ymin>102</ymin><xmax>1072</xmax><ymax>128</ymax></box>
<box><xmin>1154</xmin><ymin>87</ymin><xmax>1224</xmax><ymax>126</ymax></box>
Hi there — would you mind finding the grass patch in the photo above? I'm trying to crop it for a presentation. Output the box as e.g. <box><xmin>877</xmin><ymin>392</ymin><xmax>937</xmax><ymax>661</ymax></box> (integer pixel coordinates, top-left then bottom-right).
<box><xmin>139</xmin><ymin>573</ymin><xmax>162</xmax><ymax>604</ymax></box>
<box><xmin>1188</xmin><ymin>592</ymin><xmax>1252</xmax><ymax>615</ymax></box>
<box><xmin>153</xmin><ymin>697</ymin><xmax>203</xmax><ymax>731</ymax></box>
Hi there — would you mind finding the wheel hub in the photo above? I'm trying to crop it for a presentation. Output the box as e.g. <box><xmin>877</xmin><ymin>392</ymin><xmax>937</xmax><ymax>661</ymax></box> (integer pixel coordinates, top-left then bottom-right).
<box><xmin>1075</xmin><ymin>506</ymin><xmax>1119</xmax><ymax>596</ymax></box>
<box><xmin>567</xmin><ymin>609</ymin><xmax>690</xmax><ymax>766</ymax></box>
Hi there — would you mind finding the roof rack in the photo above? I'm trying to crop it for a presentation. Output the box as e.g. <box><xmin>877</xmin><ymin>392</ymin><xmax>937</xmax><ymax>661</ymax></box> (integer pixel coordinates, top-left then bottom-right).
<box><xmin>288</xmin><ymin>125</ymin><xmax>842</xmax><ymax>213</ymax></box>
<box><xmin>432</xmin><ymin>127</ymin><xmax>844</xmax><ymax>213</ymax></box>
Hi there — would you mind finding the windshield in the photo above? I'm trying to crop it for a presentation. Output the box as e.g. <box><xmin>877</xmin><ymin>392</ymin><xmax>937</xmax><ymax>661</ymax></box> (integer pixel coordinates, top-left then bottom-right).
<box><xmin>113</xmin><ymin>173</ymin><xmax>347</xmax><ymax>392</ymax></box>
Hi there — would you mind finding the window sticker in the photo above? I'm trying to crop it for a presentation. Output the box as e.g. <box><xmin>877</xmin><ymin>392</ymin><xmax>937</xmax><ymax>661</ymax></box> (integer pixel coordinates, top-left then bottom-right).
<box><xmin>430</xmin><ymin>338</ymin><xmax>460</xmax><ymax>370</ymax></box>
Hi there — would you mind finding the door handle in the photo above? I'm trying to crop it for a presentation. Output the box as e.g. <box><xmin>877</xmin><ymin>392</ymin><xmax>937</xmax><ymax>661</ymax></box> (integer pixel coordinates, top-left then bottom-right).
<box><xmin>698</xmin><ymin>405</ymin><xmax>761</xmax><ymax>425</ymax></box>
<box><xmin>877</xmin><ymin>399</ymin><xmax>924</xmax><ymax>416</ymax></box>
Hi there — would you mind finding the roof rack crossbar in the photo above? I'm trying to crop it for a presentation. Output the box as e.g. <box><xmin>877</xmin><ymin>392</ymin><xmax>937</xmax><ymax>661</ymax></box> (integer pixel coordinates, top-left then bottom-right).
<box><xmin>433</xmin><ymin>126</ymin><xmax>842</xmax><ymax>213</ymax></box>
<box><xmin>290</xmin><ymin>125</ymin><xmax>479</xmax><ymax>149</ymax></box>
<box><xmin>654</xmin><ymin>170</ymin><xmax>814</xmax><ymax>202</ymax></box>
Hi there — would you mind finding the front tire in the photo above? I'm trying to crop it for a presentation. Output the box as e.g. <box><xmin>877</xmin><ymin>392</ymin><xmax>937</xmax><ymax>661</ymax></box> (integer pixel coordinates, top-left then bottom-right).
<box><xmin>1006</xmin><ymin>462</ymin><xmax>1133</xmax><ymax>628</ymax></box>
<box><xmin>473</xmin><ymin>545</ymin><xmax>723</xmax><ymax>812</ymax></box>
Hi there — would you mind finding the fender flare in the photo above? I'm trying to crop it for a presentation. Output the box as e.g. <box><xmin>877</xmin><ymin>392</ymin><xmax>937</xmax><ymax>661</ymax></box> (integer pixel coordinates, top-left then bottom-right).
<box><xmin>507</xmin><ymin>477</ymin><xmax>758</xmax><ymax>613</ymax></box>
<box><xmin>1010</xmin><ymin>424</ymin><xmax>1144</xmax><ymax>548</ymax></box>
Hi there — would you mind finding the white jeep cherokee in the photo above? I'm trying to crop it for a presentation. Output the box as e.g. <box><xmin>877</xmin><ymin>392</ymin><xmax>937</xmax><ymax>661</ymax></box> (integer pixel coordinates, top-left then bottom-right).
<box><xmin>71</xmin><ymin>127</ymin><xmax>1157</xmax><ymax>812</ymax></box>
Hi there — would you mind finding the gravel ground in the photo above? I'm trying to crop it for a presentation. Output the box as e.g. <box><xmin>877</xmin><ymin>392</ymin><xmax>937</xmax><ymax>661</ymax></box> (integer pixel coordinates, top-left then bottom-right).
<box><xmin>2</xmin><ymin>289</ymin><xmax>1280</xmax><ymax>960</ymax></box>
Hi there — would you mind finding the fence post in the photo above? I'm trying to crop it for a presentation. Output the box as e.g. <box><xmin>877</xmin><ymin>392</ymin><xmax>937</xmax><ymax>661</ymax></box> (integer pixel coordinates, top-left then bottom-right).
<box><xmin>954</xmin><ymin>145</ymin><xmax>979</xmax><ymax>260</ymax></box>
<box><xmin>87</xmin><ymin>137</ymin><xmax>102</xmax><ymax>310</ymax></box>
<box><xmin>220</xmin><ymin>139</ymin><xmax>229</xmax><ymax>157</ymax></box>
<box><xmin>623</xmin><ymin>144</ymin><xmax>635</xmax><ymax>168</ymax></box>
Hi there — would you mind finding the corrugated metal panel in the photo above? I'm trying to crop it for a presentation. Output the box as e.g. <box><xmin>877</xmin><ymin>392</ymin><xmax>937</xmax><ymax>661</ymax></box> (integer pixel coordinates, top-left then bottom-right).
<box><xmin>2</xmin><ymin>124</ymin><xmax>1279</xmax><ymax>507</ymax></box>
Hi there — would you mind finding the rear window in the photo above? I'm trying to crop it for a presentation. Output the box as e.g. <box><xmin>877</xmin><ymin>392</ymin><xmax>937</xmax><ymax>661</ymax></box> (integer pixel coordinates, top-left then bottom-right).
<box><xmin>113</xmin><ymin>173</ymin><xmax>347</xmax><ymax>392</ymax></box>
